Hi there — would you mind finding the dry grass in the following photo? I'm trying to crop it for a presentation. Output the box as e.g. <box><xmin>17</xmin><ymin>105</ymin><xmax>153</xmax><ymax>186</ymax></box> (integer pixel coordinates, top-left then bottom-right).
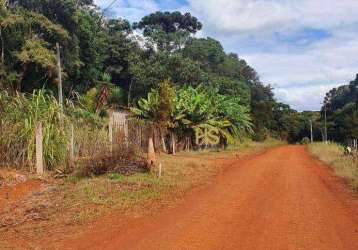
<box><xmin>177</xmin><ymin>138</ymin><xmax>283</xmax><ymax>158</ymax></box>
<box><xmin>308</xmin><ymin>142</ymin><xmax>358</xmax><ymax>189</ymax></box>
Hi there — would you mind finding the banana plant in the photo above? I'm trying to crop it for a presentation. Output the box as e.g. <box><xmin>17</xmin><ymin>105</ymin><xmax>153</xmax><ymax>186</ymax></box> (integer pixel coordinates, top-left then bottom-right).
<box><xmin>175</xmin><ymin>85</ymin><xmax>252</xmax><ymax>146</ymax></box>
<box><xmin>131</xmin><ymin>80</ymin><xmax>175</xmax><ymax>165</ymax></box>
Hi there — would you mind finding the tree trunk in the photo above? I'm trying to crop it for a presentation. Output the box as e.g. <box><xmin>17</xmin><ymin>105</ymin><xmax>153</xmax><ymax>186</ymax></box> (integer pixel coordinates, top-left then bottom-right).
<box><xmin>171</xmin><ymin>131</ymin><xmax>176</xmax><ymax>155</ymax></box>
<box><xmin>161</xmin><ymin>133</ymin><xmax>167</xmax><ymax>153</ymax></box>
<box><xmin>128</xmin><ymin>79</ymin><xmax>133</xmax><ymax>107</ymax></box>
<box><xmin>161</xmin><ymin>137</ymin><xmax>167</xmax><ymax>153</ymax></box>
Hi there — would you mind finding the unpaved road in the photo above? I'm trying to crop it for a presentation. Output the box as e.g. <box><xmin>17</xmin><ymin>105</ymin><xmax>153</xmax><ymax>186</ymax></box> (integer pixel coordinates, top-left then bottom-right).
<box><xmin>55</xmin><ymin>145</ymin><xmax>358</xmax><ymax>250</ymax></box>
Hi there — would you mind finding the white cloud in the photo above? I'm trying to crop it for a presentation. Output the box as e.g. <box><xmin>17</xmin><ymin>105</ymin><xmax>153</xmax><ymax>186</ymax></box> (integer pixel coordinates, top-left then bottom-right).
<box><xmin>274</xmin><ymin>84</ymin><xmax>336</xmax><ymax>111</ymax></box>
<box><xmin>187</xmin><ymin>0</ymin><xmax>358</xmax><ymax>35</ymax></box>
<box><xmin>185</xmin><ymin>0</ymin><xmax>358</xmax><ymax>111</ymax></box>
<box><xmin>96</xmin><ymin>0</ymin><xmax>358</xmax><ymax>111</ymax></box>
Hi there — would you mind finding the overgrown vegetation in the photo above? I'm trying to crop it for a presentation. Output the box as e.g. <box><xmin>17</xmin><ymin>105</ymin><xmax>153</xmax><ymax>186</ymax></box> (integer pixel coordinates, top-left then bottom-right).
<box><xmin>0</xmin><ymin>90</ymin><xmax>66</xmax><ymax>169</ymax></box>
<box><xmin>131</xmin><ymin>81</ymin><xmax>252</xmax><ymax>151</ymax></box>
<box><xmin>0</xmin><ymin>0</ymin><xmax>306</xmax><ymax>145</ymax></box>
<box><xmin>308</xmin><ymin>142</ymin><xmax>358</xmax><ymax>189</ymax></box>
<box><xmin>321</xmin><ymin>74</ymin><xmax>358</xmax><ymax>143</ymax></box>
<box><xmin>0</xmin><ymin>89</ymin><xmax>145</xmax><ymax>173</ymax></box>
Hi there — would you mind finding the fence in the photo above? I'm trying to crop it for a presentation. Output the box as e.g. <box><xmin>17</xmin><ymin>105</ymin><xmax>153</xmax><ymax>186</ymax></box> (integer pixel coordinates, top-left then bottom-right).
<box><xmin>0</xmin><ymin>110</ymin><xmax>149</xmax><ymax>175</ymax></box>
<box><xmin>1</xmin><ymin>109</ymin><xmax>221</xmax><ymax>174</ymax></box>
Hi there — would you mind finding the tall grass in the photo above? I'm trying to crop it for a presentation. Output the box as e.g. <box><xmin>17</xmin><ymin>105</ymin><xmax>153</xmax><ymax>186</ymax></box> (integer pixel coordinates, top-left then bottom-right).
<box><xmin>0</xmin><ymin>90</ymin><xmax>67</xmax><ymax>170</ymax></box>
<box><xmin>0</xmin><ymin>90</ymin><xmax>145</xmax><ymax>174</ymax></box>
<box><xmin>308</xmin><ymin>142</ymin><xmax>358</xmax><ymax>189</ymax></box>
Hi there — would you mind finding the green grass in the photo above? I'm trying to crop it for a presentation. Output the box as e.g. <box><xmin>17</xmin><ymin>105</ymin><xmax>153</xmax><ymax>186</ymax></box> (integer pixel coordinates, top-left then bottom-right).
<box><xmin>308</xmin><ymin>142</ymin><xmax>358</xmax><ymax>189</ymax></box>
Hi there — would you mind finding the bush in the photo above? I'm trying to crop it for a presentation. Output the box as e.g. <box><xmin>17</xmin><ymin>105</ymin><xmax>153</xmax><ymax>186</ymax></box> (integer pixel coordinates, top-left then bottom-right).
<box><xmin>76</xmin><ymin>144</ymin><xmax>146</xmax><ymax>177</ymax></box>
<box><xmin>301</xmin><ymin>137</ymin><xmax>311</xmax><ymax>144</ymax></box>
<box><xmin>252</xmin><ymin>128</ymin><xmax>268</xmax><ymax>142</ymax></box>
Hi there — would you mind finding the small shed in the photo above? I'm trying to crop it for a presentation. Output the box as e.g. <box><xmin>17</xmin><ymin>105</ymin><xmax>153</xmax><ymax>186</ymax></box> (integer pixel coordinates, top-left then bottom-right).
<box><xmin>109</xmin><ymin>109</ymin><xmax>129</xmax><ymax>144</ymax></box>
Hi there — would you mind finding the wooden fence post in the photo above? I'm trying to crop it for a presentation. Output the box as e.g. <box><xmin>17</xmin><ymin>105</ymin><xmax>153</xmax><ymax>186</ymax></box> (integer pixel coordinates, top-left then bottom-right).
<box><xmin>35</xmin><ymin>122</ymin><xmax>44</xmax><ymax>175</ymax></box>
<box><xmin>109</xmin><ymin>114</ymin><xmax>113</xmax><ymax>153</ymax></box>
<box><xmin>158</xmin><ymin>162</ymin><xmax>162</xmax><ymax>178</ymax></box>
<box><xmin>124</xmin><ymin>118</ymin><xmax>129</xmax><ymax>146</ymax></box>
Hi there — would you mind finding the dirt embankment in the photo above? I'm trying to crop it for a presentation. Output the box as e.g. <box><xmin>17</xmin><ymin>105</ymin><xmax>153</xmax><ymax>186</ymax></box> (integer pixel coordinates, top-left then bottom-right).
<box><xmin>0</xmin><ymin>171</ymin><xmax>42</xmax><ymax>211</ymax></box>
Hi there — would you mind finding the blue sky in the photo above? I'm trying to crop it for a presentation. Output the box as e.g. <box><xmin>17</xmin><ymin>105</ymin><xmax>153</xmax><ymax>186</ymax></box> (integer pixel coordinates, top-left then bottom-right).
<box><xmin>95</xmin><ymin>0</ymin><xmax>358</xmax><ymax>111</ymax></box>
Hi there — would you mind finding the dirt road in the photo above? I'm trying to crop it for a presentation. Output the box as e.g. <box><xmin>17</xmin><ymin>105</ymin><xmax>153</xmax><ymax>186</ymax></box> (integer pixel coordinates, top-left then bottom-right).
<box><xmin>58</xmin><ymin>146</ymin><xmax>358</xmax><ymax>249</ymax></box>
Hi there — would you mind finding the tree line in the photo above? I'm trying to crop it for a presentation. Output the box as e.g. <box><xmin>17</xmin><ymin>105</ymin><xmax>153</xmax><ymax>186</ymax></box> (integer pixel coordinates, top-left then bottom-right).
<box><xmin>0</xmin><ymin>0</ymin><xmax>314</xmax><ymax>144</ymax></box>
<box><xmin>322</xmin><ymin>74</ymin><xmax>358</xmax><ymax>143</ymax></box>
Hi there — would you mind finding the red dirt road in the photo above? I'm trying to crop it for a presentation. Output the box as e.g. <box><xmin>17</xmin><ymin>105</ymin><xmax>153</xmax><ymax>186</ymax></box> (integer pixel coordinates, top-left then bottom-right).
<box><xmin>60</xmin><ymin>146</ymin><xmax>358</xmax><ymax>249</ymax></box>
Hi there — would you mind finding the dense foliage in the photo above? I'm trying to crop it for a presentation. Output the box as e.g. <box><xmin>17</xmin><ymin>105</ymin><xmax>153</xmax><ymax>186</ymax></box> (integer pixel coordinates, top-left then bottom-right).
<box><xmin>0</xmin><ymin>0</ymin><xmax>308</xmax><ymax>144</ymax></box>
<box><xmin>321</xmin><ymin>74</ymin><xmax>358</xmax><ymax>142</ymax></box>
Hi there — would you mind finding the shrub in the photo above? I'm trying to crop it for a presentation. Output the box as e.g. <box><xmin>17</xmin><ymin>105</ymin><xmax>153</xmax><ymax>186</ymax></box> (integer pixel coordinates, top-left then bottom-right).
<box><xmin>252</xmin><ymin>127</ymin><xmax>268</xmax><ymax>142</ymax></box>
<box><xmin>301</xmin><ymin>137</ymin><xmax>311</xmax><ymax>144</ymax></box>
<box><xmin>76</xmin><ymin>144</ymin><xmax>146</xmax><ymax>177</ymax></box>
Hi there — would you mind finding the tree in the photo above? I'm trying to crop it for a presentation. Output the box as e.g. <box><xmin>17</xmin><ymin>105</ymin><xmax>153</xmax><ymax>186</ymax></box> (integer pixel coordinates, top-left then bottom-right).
<box><xmin>0</xmin><ymin>6</ymin><xmax>68</xmax><ymax>91</ymax></box>
<box><xmin>182</xmin><ymin>37</ymin><xmax>226</xmax><ymax>72</ymax></box>
<box><xmin>131</xmin><ymin>80</ymin><xmax>175</xmax><ymax>166</ymax></box>
<box><xmin>318</xmin><ymin>74</ymin><xmax>358</xmax><ymax>143</ymax></box>
<box><xmin>134</xmin><ymin>11</ymin><xmax>202</xmax><ymax>51</ymax></box>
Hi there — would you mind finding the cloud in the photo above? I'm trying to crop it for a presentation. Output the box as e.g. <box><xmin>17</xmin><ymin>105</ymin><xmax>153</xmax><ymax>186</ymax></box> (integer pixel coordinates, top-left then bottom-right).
<box><xmin>275</xmin><ymin>84</ymin><xmax>336</xmax><ymax>111</ymax></box>
<box><xmin>187</xmin><ymin>0</ymin><xmax>358</xmax><ymax>35</ymax></box>
<box><xmin>96</xmin><ymin>0</ymin><xmax>358</xmax><ymax>111</ymax></box>
<box><xmin>185</xmin><ymin>0</ymin><xmax>358</xmax><ymax>111</ymax></box>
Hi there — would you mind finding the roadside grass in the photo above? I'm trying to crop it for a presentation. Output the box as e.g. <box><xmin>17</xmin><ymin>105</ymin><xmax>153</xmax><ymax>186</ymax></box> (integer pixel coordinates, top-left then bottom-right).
<box><xmin>308</xmin><ymin>142</ymin><xmax>358</xmax><ymax>189</ymax></box>
<box><xmin>0</xmin><ymin>139</ymin><xmax>282</xmax><ymax>235</ymax></box>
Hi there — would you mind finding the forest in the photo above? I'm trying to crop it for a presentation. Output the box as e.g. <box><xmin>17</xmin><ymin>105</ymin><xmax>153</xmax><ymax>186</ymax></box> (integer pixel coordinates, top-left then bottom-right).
<box><xmin>0</xmin><ymin>0</ymin><xmax>327</xmax><ymax>154</ymax></box>
<box><xmin>322</xmin><ymin>74</ymin><xmax>358</xmax><ymax>143</ymax></box>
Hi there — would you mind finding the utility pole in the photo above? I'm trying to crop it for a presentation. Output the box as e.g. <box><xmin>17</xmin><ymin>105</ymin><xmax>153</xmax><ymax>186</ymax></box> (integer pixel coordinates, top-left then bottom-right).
<box><xmin>324</xmin><ymin>102</ymin><xmax>328</xmax><ymax>144</ymax></box>
<box><xmin>56</xmin><ymin>43</ymin><xmax>63</xmax><ymax>113</ymax></box>
<box><xmin>0</xmin><ymin>27</ymin><xmax>4</xmax><ymax>64</ymax></box>
<box><xmin>310</xmin><ymin>120</ymin><xmax>313</xmax><ymax>143</ymax></box>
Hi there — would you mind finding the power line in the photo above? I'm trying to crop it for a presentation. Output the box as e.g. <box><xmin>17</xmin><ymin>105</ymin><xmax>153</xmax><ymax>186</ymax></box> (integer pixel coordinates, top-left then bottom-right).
<box><xmin>103</xmin><ymin>0</ymin><xmax>119</xmax><ymax>13</ymax></box>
